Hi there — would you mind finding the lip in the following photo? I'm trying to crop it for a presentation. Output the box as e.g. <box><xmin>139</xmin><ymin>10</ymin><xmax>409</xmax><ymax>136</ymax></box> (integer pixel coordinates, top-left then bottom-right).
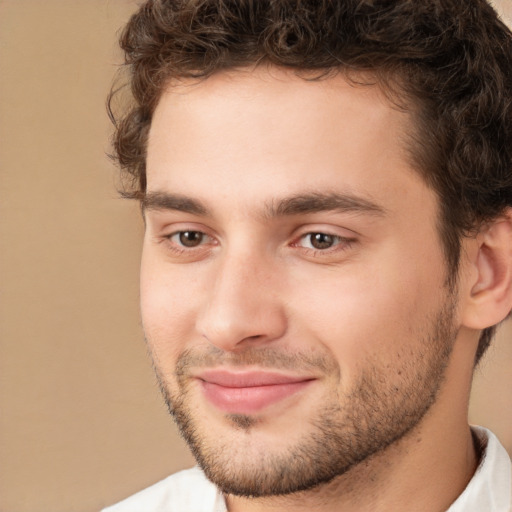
<box><xmin>196</xmin><ymin>370</ymin><xmax>315</xmax><ymax>414</ymax></box>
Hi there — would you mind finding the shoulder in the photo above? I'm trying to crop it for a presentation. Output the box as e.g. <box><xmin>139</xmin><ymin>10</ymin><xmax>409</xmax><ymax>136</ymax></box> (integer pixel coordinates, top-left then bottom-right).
<box><xmin>101</xmin><ymin>467</ymin><xmax>224</xmax><ymax>512</ymax></box>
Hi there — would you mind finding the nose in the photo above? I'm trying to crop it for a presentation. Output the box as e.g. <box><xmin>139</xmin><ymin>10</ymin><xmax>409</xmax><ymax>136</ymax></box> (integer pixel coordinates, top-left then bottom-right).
<box><xmin>195</xmin><ymin>249</ymin><xmax>287</xmax><ymax>351</ymax></box>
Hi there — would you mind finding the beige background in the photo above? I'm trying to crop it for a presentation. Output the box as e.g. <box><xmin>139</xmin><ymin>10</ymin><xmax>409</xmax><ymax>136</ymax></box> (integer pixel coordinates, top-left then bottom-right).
<box><xmin>0</xmin><ymin>1</ymin><xmax>511</xmax><ymax>511</ymax></box>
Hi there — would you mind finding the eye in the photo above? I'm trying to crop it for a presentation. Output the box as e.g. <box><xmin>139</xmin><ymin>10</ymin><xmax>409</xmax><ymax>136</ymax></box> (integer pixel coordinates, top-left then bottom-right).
<box><xmin>169</xmin><ymin>230</ymin><xmax>208</xmax><ymax>248</ymax></box>
<box><xmin>299</xmin><ymin>232</ymin><xmax>342</xmax><ymax>250</ymax></box>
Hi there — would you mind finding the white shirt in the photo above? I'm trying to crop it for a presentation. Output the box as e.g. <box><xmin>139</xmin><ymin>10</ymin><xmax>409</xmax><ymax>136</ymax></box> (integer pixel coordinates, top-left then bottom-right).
<box><xmin>102</xmin><ymin>427</ymin><xmax>511</xmax><ymax>512</ymax></box>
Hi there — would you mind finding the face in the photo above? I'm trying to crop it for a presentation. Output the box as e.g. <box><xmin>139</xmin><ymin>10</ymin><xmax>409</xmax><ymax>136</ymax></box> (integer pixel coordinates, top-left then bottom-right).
<box><xmin>141</xmin><ymin>67</ymin><xmax>458</xmax><ymax>497</ymax></box>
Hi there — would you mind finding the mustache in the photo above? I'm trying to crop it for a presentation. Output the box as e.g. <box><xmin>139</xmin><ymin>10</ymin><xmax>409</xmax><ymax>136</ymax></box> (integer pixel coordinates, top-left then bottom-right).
<box><xmin>173</xmin><ymin>345</ymin><xmax>338</xmax><ymax>378</ymax></box>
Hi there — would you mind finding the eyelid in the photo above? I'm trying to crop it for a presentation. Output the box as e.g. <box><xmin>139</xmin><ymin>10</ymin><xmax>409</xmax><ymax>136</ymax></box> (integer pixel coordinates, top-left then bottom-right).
<box><xmin>156</xmin><ymin>221</ymin><xmax>219</xmax><ymax>254</ymax></box>
<box><xmin>289</xmin><ymin>225</ymin><xmax>358</xmax><ymax>257</ymax></box>
<box><xmin>292</xmin><ymin>223</ymin><xmax>357</xmax><ymax>241</ymax></box>
<box><xmin>156</xmin><ymin>220</ymin><xmax>215</xmax><ymax>238</ymax></box>
<box><xmin>294</xmin><ymin>233</ymin><xmax>354</xmax><ymax>250</ymax></box>
<box><xmin>166</xmin><ymin>229</ymin><xmax>214</xmax><ymax>247</ymax></box>
<box><xmin>296</xmin><ymin>232</ymin><xmax>345</xmax><ymax>249</ymax></box>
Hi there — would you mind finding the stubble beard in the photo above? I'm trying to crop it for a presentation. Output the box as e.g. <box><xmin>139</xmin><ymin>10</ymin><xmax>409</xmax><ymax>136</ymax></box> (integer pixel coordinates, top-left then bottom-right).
<box><xmin>150</xmin><ymin>298</ymin><xmax>458</xmax><ymax>498</ymax></box>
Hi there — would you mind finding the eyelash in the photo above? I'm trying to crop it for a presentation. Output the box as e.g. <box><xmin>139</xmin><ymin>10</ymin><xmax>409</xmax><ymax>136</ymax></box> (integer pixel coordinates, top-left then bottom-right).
<box><xmin>161</xmin><ymin>229</ymin><xmax>355</xmax><ymax>258</ymax></box>
<box><xmin>163</xmin><ymin>230</ymin><xmax>214</xmax><ymax>254</ymax></box>
<box><xmin>293</xmin><ymin>232</ymin><xmax>354</xmax><ymax>253</ymax></box>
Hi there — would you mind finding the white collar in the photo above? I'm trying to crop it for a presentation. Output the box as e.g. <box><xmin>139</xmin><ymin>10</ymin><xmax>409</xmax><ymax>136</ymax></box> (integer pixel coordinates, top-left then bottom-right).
<box><xmin>446</xmin><ymin>426</ymin><xmax>511</xmax><ymax>512</ymax></box>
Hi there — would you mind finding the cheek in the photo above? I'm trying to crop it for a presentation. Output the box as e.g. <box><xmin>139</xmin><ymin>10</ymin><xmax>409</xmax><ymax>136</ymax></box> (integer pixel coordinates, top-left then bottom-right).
<box><xmin>289</xmin><ymin>248</ymin><xmax>446</xmax><ymax>375</ymax></box>
<box><xmin>140</xmin><ymin>252</ymin><xmax>202</xmax><ymax>367</ymax></box>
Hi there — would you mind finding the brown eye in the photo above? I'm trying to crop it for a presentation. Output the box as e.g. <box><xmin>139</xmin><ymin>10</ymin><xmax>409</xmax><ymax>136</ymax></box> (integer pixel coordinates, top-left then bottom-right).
<box><xmin>178</xmin><ymin>231</ymin><xmax>204</xmax><ymax>247</ymax></box>
<box><xmin>309</xmin><ymin>233</ymin><xmax>336</xmax><ymax>249</ymax></box>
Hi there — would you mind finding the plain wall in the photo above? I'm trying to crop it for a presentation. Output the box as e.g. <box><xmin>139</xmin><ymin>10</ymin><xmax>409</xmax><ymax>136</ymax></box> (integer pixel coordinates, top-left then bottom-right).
<box><xmin>0</xmin><ymin>1</ymin><xmax>511</xmax><ymax>511</ymax></box>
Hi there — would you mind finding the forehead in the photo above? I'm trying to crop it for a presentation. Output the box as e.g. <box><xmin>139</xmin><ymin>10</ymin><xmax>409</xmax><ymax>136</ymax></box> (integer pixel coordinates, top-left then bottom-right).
<box><xmin>146</xmin><ymin>66</ymin><xmax>427</xmax><ymax>217</ymax></box>
<box><xmin>149</xmin><ymin>67</ymin><xmax>410</xmax><ymax>159</ymax></box>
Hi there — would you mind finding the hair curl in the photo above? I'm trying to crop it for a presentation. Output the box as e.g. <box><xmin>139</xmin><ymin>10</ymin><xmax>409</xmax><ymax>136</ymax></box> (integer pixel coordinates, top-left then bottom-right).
<box><xmin>108</xmin><ymin>0</ymin><xmax>512</xmax><ymax>363</ymax></box>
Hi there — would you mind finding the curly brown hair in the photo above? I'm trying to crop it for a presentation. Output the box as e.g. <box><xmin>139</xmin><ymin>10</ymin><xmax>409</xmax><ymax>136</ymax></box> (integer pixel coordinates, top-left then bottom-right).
<box><xmin>108</xmin><ymin>0</ymin><xmax>512</xmax><ymax>363</ymax></box>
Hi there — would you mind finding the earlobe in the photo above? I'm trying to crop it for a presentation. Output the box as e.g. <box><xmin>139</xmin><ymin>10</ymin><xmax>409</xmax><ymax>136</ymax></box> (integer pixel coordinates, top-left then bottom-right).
<box><xmin>462</xmin><ymin>210</ymin><xmax>512</xmax><ymax>329</ymax></box>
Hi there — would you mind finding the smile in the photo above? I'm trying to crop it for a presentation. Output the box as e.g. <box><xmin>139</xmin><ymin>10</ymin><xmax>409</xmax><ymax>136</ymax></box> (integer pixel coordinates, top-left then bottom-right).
<box><xmin>196</xmin><ymin>370</ymin><xmax>316</xmax><ymax>414</ymax></box>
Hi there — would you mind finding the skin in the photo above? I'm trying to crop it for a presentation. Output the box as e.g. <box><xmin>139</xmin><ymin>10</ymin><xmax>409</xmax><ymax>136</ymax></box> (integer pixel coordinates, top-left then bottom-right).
<box><xmin>140</xmin><ymin>66</ymin><xmax>511</xmax><ymax>511</ymax></box>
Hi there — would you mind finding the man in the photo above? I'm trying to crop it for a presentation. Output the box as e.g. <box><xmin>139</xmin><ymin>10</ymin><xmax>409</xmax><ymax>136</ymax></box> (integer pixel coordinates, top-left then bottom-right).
<box><xmin>103</xmin><ymin>0</ymin><xmax>512</xmax><ymax>510</ymax></box>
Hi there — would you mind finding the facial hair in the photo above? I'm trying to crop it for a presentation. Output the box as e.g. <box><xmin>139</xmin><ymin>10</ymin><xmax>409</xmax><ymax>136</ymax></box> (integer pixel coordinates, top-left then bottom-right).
<box><xmin>150</xmin><ymin>297</ymin><xmax>458</xmax><ymax>498</ymax></box>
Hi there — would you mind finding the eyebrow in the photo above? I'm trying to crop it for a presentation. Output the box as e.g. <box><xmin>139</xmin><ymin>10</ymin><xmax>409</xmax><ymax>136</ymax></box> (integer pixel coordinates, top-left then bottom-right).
<box><xmin>142</xmin><ymin>191</ymin><xmax>386</xmax><ymax>218</ymax></box>
<box><xmin>268</xmin><ymin>192</ymin><xmax>386</xmax><ymax>217</ymax></box>
<box><xmin>142</xmin><ymin>191</ymin><xmax>208</xmax><ymax>215</ymax></box>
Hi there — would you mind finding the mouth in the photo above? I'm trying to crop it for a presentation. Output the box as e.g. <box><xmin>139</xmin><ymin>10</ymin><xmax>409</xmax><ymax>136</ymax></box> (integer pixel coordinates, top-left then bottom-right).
<box><xmin>195</xmin><ymin>369</ymin><xmax>316</xmax><ymax>414</ymax></box>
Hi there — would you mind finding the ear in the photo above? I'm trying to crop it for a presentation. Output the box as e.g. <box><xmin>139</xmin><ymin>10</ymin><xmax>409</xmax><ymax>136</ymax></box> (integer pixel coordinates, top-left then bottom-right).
<box><xmin>461</xmin><ymin>209</ymin><xmax>512</xmax><ymax>330</ymax></box>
